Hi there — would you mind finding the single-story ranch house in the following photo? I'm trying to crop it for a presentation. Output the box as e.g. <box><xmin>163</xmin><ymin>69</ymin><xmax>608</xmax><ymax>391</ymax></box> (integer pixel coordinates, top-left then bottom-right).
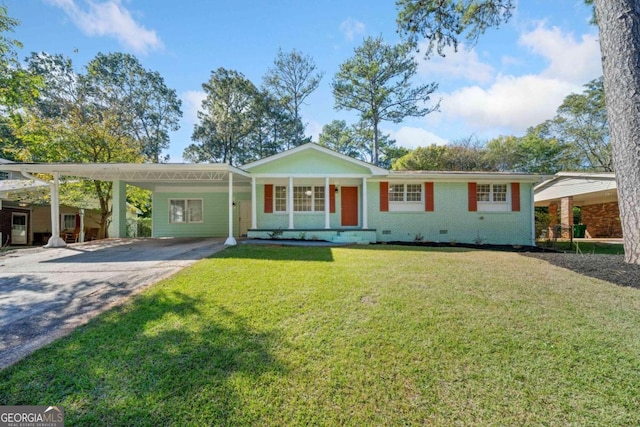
<box><xmin>0</xmin><ymin>143</ymin><xmax>542</xmax><ymax>247</ymax></box>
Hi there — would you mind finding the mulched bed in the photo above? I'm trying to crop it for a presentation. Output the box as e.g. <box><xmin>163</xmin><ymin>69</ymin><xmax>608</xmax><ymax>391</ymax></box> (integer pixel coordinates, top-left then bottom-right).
<box><xmin>521</xmin><ymin>252</ymin><xmax>640</xmax><ymax>289</ymax></box>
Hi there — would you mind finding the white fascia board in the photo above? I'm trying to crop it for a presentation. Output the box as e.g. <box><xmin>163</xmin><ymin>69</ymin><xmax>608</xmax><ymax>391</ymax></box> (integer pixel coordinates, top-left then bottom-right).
<box><xmin>250</xmin><ymin>173</ymin><xmax>372</xmax><ymax>179</ymax></box>
<box><xmin>372</xmin><ymin>172</ymin><xmax>543</xmax><ymax>183</ymax></box>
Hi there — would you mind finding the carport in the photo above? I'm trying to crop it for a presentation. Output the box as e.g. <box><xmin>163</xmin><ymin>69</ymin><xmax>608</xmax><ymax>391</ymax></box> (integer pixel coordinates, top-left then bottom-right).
<box><xmin>0</xmin><ymin>163</ymin><xmax>252</xmax><ymax>247</ymax></box>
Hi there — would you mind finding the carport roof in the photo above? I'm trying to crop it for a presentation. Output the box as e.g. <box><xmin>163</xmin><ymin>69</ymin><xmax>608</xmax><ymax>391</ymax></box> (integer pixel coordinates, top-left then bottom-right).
<box><xmin>0</xmin><ymin>162</ymin><xmax>252</xmax><ymax>185</ymax></box>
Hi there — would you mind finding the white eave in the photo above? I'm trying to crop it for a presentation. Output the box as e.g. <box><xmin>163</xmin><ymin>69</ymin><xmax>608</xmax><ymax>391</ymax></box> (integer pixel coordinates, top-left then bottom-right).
<box><xmin>381</xmin><ymin>170</ymin><xmax>544</xmax><ymax>183</ymax></box>
<box><xmin>0</xmin><ymin>162</ymin><xmax>251</xmax><ymax>183</ymax></box>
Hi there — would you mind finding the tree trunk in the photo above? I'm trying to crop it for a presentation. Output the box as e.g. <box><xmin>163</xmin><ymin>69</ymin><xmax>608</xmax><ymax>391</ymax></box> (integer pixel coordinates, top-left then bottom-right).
<box><xmin>595</xmin><ymin>0</ymin><xmax>640</xmax><ymax>264</ymax></box>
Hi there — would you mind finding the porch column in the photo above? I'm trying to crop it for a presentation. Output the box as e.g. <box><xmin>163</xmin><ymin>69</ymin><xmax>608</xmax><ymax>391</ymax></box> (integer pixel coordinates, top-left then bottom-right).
<box><xmin>362</xmin><ymin>177</ymin><xmax>368</xmax><ymax>229</ymax></box>
<box><xmin>288</xmin><ymin>176</ymin><xmax>294</xmax><ymax>229</ymax></box>
<box><xmin>45</xmin><ymin>173</ymin><xmax>66</xmax><ymax>248</ymax></box>
<box><xmin>251</xmin><ymin>177</ymin><xmax>257</xmax><ymax>229</ymax></box>
<box><xmin>110</xmin><ymin>180</ymin><xmax>127</xmax><ymax>238</ymax></box>
<box><xmin>225</xmin><ymin>172</ymin><xmax>237</xmax><ymax>245</ymax></box>
<box><xmin>324</xmin><ymin>176</ymin><xmax>330</xmax><ymax>229</ymax></box>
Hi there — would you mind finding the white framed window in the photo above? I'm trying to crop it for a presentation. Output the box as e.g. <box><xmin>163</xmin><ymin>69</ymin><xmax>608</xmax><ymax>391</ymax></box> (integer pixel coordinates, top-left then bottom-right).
<box><xmin>275</xmin><ymin>185</ymin><xmax>326</xmax><ymax>212</ymax></box>
<box><xmin>62</xmin><ymin>214</ymin><xmax>76</xmax><ymax>230</ymax></box>
<box><xmin>388</xmin><ymin>183</ymin><xmax>423</xmax><ymax>212</ymax></box>
<box><xmin>389</xmin><ymin>183</ymin><xmax>422</xmax><ymax>203</ymax></box>
<box><xmin>477</xmin><ymin>183</ymin><xmax>509</xmax><ymax>211</ymax></box>
<box><xmin>169</xmin><ymin>199</ymin><xmax>203</xmax><ymax>223</ymax></box>
<box><xmin>275</xmin><ymin>186</ymin><xmax>287</xmax><ymax>212</ymax></box>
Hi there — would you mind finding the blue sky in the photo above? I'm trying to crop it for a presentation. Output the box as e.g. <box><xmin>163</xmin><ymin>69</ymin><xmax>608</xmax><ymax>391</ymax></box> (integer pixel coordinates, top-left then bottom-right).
<box><xmin>8</xmin><ymin>0</ymin><xmax>601</xmax><ymax>162</ymax></box>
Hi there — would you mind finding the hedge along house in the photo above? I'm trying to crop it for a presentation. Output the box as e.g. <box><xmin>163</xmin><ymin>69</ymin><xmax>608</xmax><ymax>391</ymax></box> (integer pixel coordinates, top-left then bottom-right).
<box><xmin>0</xmin><ymin>143</ymin><xmax>542</xmax><ymax>247</ymax></box>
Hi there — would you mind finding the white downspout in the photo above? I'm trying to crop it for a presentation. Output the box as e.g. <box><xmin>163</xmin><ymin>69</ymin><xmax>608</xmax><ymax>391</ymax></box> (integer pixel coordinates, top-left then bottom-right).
<box><xmin>21</xmin><ymin>170</ymin><xmax>66</xmax><ymax>248</ymax></box>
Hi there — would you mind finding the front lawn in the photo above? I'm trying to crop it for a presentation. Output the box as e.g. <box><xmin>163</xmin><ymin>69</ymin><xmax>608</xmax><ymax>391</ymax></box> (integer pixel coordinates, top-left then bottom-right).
<box><xmin>1</xmin><ymin>245</ymin><xmax>640</xmax><ymax>425</ymax></box>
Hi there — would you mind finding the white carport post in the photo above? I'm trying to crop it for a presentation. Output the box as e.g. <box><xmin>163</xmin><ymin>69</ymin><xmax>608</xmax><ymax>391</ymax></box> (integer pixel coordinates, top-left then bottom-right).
<box><xmin>251</xmin><ymin>177</ymin><xmax>257</xmax><ymax>229</ymax></box>
<box><xmin>225</xmin><ymin>172</ymin><xmax>237</xmax><ymax>246</ymax></box>
<box><xmin>45</xmin><ymin>173</ymin><xmax>66</xmax><ymax>248</ymax></box>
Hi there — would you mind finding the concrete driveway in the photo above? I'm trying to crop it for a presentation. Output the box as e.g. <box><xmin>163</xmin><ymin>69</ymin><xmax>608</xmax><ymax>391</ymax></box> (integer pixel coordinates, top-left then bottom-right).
<box><xmin>0</xmin><ymin>238</ymin><xmax>226</xmax><ymax>370</ymax></box>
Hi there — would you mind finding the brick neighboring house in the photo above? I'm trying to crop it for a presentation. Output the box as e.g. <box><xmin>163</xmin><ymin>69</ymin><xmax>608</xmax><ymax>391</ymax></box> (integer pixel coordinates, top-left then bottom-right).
<box><xmin>534</xmin><ymin>172</ymin><xmax>621</xmax><ymax>239</ymax></box>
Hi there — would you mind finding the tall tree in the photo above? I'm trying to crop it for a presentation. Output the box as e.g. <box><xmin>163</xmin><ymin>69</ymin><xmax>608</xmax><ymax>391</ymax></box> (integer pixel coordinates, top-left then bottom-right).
<box><xmin>263</xmin><ymin>49</ymin><xmax>323</xmax><ymax>148</ymax></box>
<box><xmin>85</xmin><ymin>52</ymin><xmax>182</xmax><ymax>163</ymax></box>
<box><xmin>317</xmin><ymin>120</ymin><xmax>365</xmax><ymax>159</ymax></box>
<box><xmin>8</xmin><ymin>51</ymin><xmax>180</xmax><ymax>237</ymax></box>
<box><xmin>332</xmin><ymin>36</ymin><xmax>439</xmax><ymax>166</ymax></box>
<box><xmin>185</xmin><ymin>68</ymin><xmax>259</xmax><ymax>166</ymax></box>
<box><xmin>396</xmin><ymin>0</ymin><xmax>640</xmax><ymax>263</ymax></box>
<box><xmin>551</xmin><ymin>77</ymin><xmax>611</xmax><ymax>171</ymax></box>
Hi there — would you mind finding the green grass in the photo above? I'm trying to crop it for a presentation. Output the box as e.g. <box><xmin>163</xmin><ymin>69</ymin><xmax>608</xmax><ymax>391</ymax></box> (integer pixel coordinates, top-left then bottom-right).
<box><xmin>2</xmin><ymin>245</ymin><xmax>640</xmax><ymax>425</ymax></box>
<box><xmin>538</xmin><ymin>240</ymin><xmax>625</xmax><ymax>254</ymax></box>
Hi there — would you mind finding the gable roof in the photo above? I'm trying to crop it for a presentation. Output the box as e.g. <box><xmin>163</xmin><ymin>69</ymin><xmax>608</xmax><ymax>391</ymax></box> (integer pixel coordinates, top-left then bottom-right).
<box><xmin>242</xmin><ymin>143</ymin><xmax>389</xmax><ymax>176</ymax></box>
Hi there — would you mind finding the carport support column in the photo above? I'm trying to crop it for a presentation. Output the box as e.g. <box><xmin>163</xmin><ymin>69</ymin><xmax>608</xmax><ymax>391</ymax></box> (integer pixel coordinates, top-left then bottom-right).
<box><xmin>45</xmin><ymin>172</ymin><xmax>66</xmax><ymax>248</ymax></box>
<box><xmin>251</xmin><ymin>177</ymin><xmax>257</xmax><ymax>229</ymax></box>
<box><xmin>110</xmin><ymin>180</ymin><xmax>127</xmax><ymax>238</ymax></box>
<box><xmin>225</xmin><ymin>172</ymin><xmax>237</xmax><ymax>245</ymax></box>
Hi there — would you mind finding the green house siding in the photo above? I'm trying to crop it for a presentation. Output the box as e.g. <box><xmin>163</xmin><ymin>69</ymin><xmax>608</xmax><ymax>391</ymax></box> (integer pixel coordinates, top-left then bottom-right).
<box><xmin>367</xmin><ymin>182</ymin><xmax>534</xmax><ymax>246</ymax></box>
<box><xmin>248</xmin><ymin>150</ymin><xmax>371</xmax><ymax>175</ymax></box>
<box><xmin>153</xmin><ymin>191</ymin><xmax>250</xmax><ymax>238</ymax></box>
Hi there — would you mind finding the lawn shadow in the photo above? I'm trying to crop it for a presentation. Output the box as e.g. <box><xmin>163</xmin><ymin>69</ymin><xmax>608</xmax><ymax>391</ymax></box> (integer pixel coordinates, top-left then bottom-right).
<box><xmin>0</xmin><ymin>289</ymin><xmax>288</xmax><ymax>425</ymax></box>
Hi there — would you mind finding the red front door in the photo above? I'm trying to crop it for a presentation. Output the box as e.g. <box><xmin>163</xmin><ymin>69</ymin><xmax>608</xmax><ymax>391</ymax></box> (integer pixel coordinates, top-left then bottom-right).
<box><xmin>341</xmin><ymin>186</ymin><xmax>358</xmax><ymax>226</ymax></box>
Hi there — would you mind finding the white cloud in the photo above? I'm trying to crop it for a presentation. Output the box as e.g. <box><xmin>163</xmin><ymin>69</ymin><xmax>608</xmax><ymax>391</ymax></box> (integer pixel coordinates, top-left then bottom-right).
<box><xmin>182</xmin><ymin>90</ymin><xmax>206</xmax><ymax>125</ymax></box>
<box><xmin>46</xmin><ymin>0</ymin><xmax>163</xmax><ymax>54</ymax></box>
<box><xmin>388</xmin><ymin>126</ymin><xmax>449</xmax><ymax>149</ymax></box>
<box><xmin>442</xmin><ymin>74</ymin><xmax>578</xmax><ymax>131</ymax></box>
<box><xmin>339</xmin><ymin>18</ymin><xmax>365</xmax><ymax>42</ymax></box>
<box><xmin>435</xmin><ymin>24</ymin><xmax>602</xmax><ymax>135</ymax></box>
<box><xmin>519</xmin><ymin>23</ymin><xmax>601</xmax><ymax>84</ymax></box>
<box><xmin>416</xmin><ymin>43</ymin><xmax>494</xmax><ymax>84</ymax></box>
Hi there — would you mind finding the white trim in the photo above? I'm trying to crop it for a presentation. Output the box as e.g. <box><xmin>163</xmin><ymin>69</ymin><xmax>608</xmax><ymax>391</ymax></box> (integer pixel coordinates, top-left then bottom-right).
<box><xmin>249</xmin><ymin>173</ymin><xmax>371</xmax><ymax>179</ymax></box>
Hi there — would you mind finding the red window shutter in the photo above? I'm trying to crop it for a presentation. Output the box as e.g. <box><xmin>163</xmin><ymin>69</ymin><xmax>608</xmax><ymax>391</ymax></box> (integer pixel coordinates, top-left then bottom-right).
<box><xmin>424</xmin><ymin>182</ymin><xmax>434</xmax><ymax>212</ymax></box>
<box><xmin>380</xmin><ymin>182</ymin><xmax>389</xmax><ymax>212</ymax></box>
<box><xmin>329</xmin><ymin>185</ymin><xmax>336</xmax><ymax>213</ymax></box>
<box><xmin>264</xmin><ymin>184</ymin><xmax>273</xmax><ymax>213</ymax></box>
<box><xmin>468</xmin><ymin>182</ymin><xmax>477</xmax><ymax>212</ymax></box>
<box><xmin>75</xmin><ymin>214</ymin><xmax>81</xmax><ymax>227</ymax></box>
<box><xmin>511</xmin><ymin>182</ymin><xmax>521</xmax><ymax>212</ymax></box>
